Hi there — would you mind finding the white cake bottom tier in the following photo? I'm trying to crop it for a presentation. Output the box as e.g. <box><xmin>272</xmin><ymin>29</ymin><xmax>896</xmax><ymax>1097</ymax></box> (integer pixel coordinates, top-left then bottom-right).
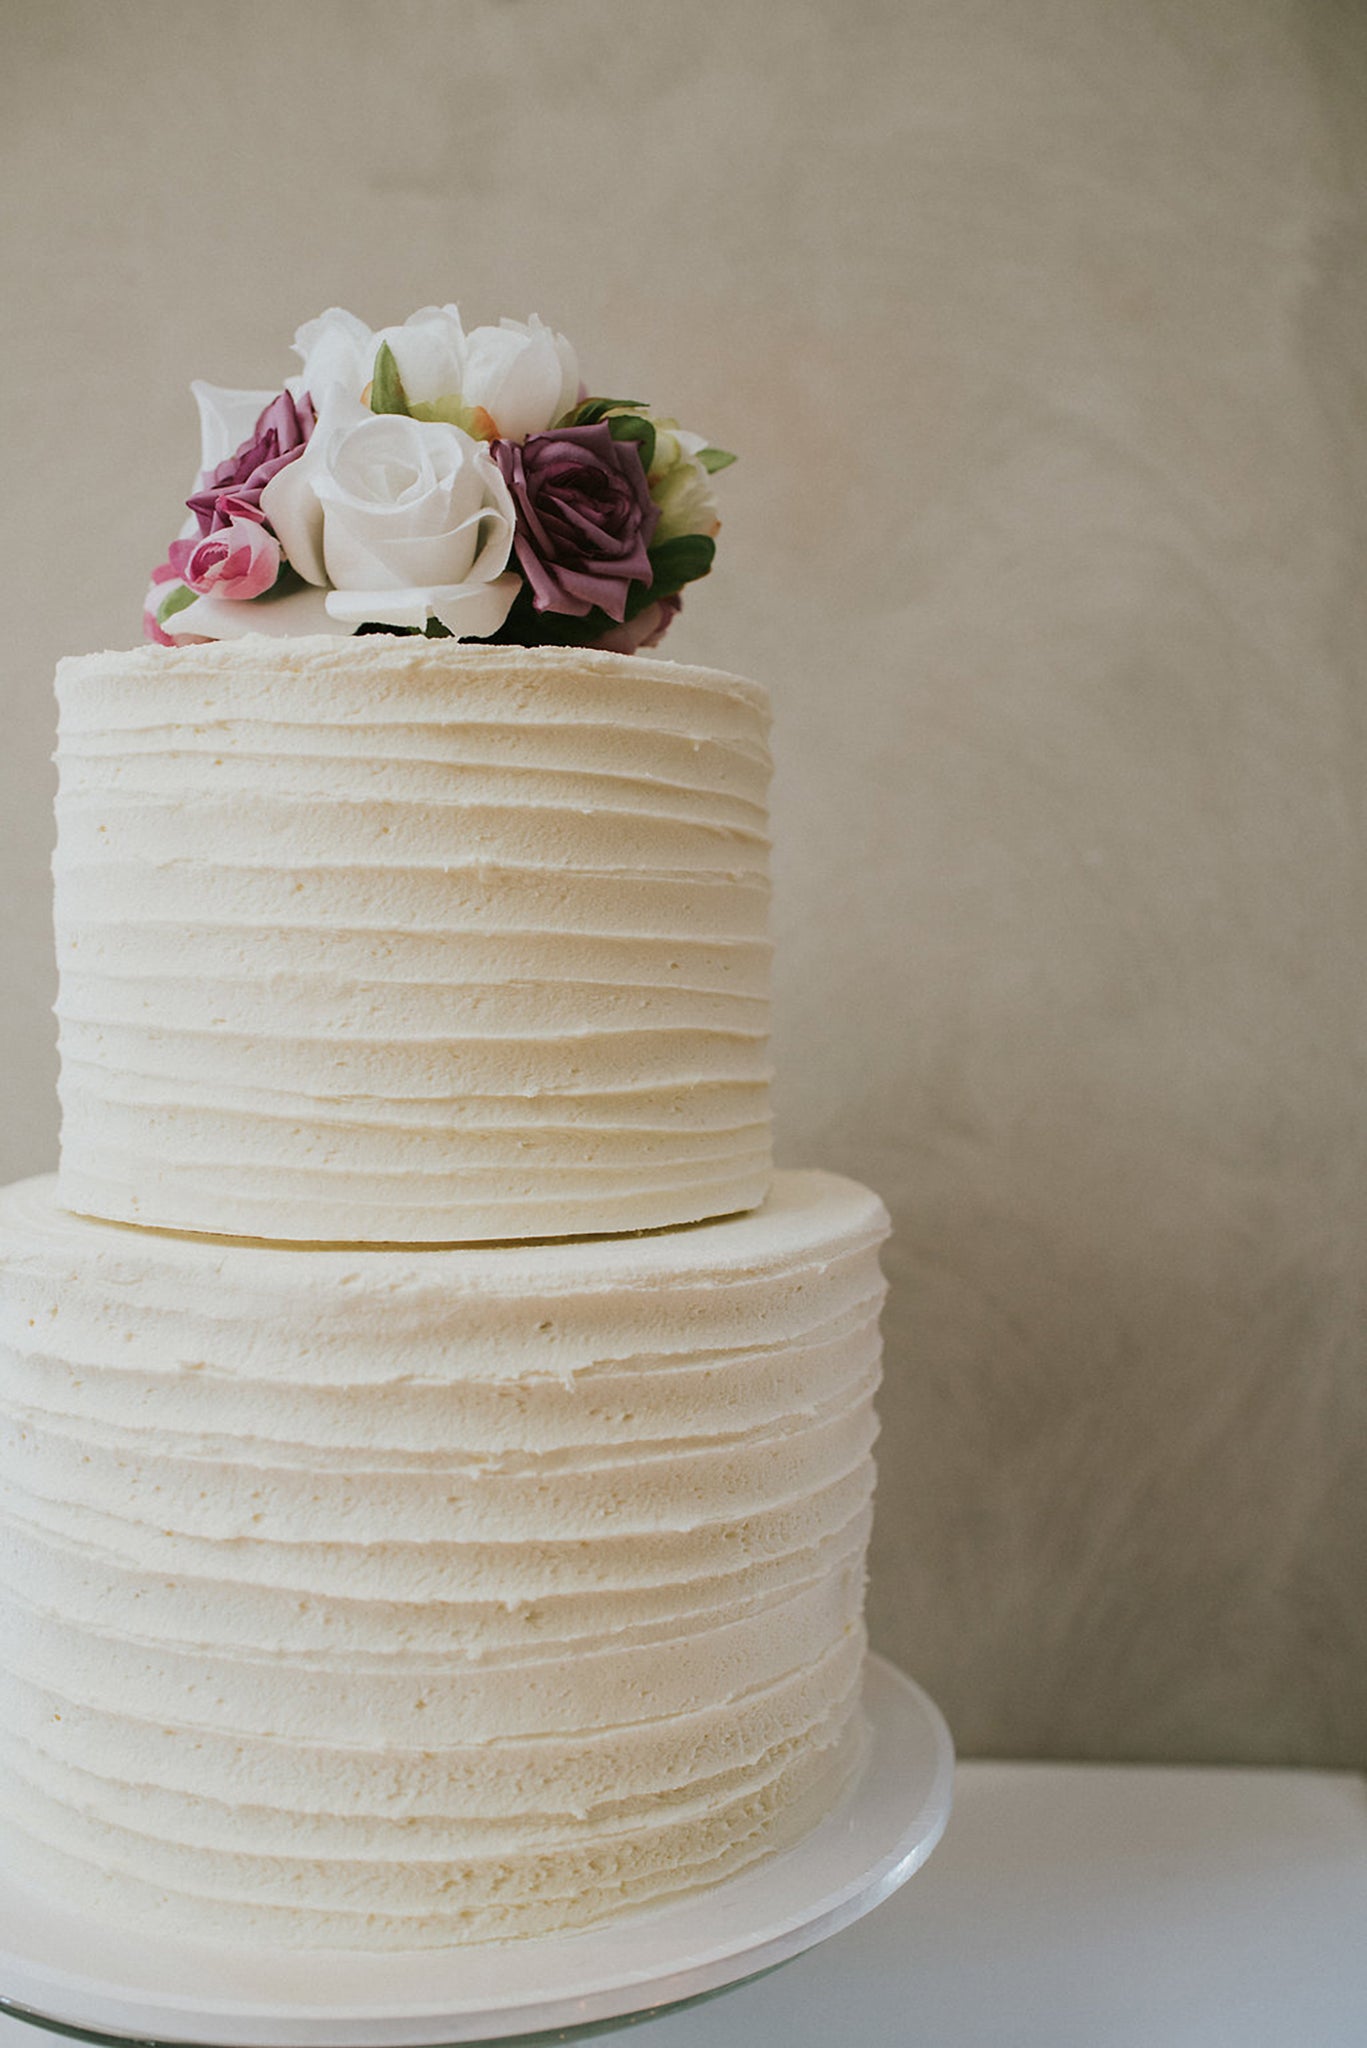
<box><xmin>0</xmin><ymin>1170</ymin><xmax>888</xmax><ymax>1948</ymax></box>
<box><xmin>53</xmin><ymin>639</ymin><xmax>774</xmax><ymax>1241</ymax></box>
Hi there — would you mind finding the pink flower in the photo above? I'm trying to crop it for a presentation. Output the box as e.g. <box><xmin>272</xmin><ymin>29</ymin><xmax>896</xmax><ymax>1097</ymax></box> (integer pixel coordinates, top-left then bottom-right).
<box><xmin>591</xmin><ymin>593</ymin><xmax>682</xmax><ymax>654</ymax></box>
<box><xmin>168</xmin><ymin>518</ymin><xmax>281</xmax><ymax>602</ymax></box>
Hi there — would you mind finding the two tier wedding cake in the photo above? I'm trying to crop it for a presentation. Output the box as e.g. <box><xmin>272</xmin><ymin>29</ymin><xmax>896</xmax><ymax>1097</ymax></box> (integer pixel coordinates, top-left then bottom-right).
<box><xmin>0</xmin><ymin>306</ymin><xmax>891</xmax><ymax>1947</ymax></box>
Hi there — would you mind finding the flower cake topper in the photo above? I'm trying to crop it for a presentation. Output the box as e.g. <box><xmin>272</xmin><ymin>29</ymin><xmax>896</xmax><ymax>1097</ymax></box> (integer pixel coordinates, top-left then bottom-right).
<box><xmin>147</xmin><ymin>306</ymin><xmax>735</xmax><ymax>654</ymax></box>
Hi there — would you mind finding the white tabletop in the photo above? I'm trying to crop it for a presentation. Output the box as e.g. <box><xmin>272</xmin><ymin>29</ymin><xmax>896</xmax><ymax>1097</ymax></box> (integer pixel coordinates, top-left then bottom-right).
<box><xmin>2</xmin><ymin>1761</ymin><xmax>1364</xmax><ymax>2047</ymax></box>
<box><xmin>623</xmin><ymin>1761</ymin><xmax>1367</xmax><ymax>2048</ymax></box>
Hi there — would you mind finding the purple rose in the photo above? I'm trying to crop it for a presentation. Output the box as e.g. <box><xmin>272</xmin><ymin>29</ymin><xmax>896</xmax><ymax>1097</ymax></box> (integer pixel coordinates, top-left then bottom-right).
<box><xmin>492</xmin><ymin>422</ymin><xmax>658</xmax><ymax>622</ymax></box>
<box><xmin>187</xmin><ymin>389</ymin><xmax>316</xmax><ymax>536</ymax></box>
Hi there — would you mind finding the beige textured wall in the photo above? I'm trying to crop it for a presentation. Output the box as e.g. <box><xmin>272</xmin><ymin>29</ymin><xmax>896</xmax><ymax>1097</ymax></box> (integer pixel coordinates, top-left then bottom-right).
<box><xmin>2</xmin><ymin>0</ymin><xmax>1364</xmax><ymax>1765</ymax></box>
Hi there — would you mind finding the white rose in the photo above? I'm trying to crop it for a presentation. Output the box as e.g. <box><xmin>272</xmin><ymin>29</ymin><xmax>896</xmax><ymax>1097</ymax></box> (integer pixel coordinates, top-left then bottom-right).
<box><xmin>460</xmin><ymin>315</ymin><xmax>578</xmax><ymax>441</ymax></box>
<box><xmin>290</xmin><ymin>304</ymin><xmax>468</xmax><ymax>407</ymax></box>
<box><xmin>286</xmin><ymin>305</ymin><xmax>577</xmax><ymax>438</ymax></box>
<box><xmin>261</xmin><ymin>395</ymin><xmax>518</xmax><ymax>638</ymax></box>
<box><xmin>650</xmin><ymin>426</ymin><xmax>721</xmax><ymax>542</ymax></box>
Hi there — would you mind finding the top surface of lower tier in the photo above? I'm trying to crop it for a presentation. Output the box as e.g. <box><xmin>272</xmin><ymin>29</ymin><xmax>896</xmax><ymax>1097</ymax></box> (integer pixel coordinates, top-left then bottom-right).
<box><xmin>1</xmin><ymin>1169</ymin><xmax>884</xmax><ymax>1291</ymax></box>
<box><xmin>52</xmin><ymin>640</ymin><xmax>773</xmax><ymax>1243</ymax></box>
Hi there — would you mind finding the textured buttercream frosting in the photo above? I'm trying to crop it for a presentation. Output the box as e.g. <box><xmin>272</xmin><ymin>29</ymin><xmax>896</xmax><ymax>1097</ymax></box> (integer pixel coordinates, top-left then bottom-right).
<box><xmin>53</xmin><ymin>637</ymin><xmax>772</xmax><ymax>1242</ymax></box>
<box><xmin>0</xmin><ymin>1169</ymin><xmax>888</xmax><ymax>1947</ymax></box>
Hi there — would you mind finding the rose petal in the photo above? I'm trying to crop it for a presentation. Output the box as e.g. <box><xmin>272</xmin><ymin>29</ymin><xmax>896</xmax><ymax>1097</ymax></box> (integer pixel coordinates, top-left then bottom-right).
<box><xmin>189</xmin><ymin>382</ymin><xmax>278</xmax><ymax>476</ymax></box>
<box><xmin>166</xmin><ymin>584</ymin><xmax>353</xmax><ymax>640</ymax></box>
<box><xmin>289</xmin><ymin>307</ymin><xmax>376</xmax><ymax>402</ymax></box>
<box><xmin>325</xmin><ymin>571</ymin><xmax>519</xmax><ymax>638</ymax></box>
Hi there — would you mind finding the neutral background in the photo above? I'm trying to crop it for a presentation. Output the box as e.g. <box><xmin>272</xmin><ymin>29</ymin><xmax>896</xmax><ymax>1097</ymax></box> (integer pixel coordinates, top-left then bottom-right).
<box><xmin>1</xmin><ymin>0</ymin><xmax>1363</xmax><ymax>1766</ymax></box>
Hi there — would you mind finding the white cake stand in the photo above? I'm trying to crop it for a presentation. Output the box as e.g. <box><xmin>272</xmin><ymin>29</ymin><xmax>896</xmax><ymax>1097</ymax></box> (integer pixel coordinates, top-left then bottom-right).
<box><xmin>0</xmin><ymin>1656</ymin><xmax>952</xmax><ymax>2048</ymax></box>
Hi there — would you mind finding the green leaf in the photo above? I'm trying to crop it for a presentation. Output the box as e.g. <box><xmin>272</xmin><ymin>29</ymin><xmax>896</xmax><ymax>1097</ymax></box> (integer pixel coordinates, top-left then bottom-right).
<box><xmin>696</xmin><ymin>446</ymin><xmax>737</xmax><ymax>473</ymax></box>
<box><xmin>645</xmin><ymin>532</ymin><xmax>716</xmax><ymax>598</ymax></box>
<box><xmin>370</xmin><ymin>341</ymin><xmax>411</xmax><ymax>416</ymax></box>
<box><xmin>156</xmin><ymin>584</ymin><xmax>198</xmax><ymax>627</ymax></box>
<box><xmin>606</xmin><ymin>412</ymin><xmax>656</xmax><ymax>472</ymax></box>
<box><xmin>556</xmin><ymin>395</ymin><xmax>648</xmax><ymax>428</ymax></box>
<box><xmin>620</xmin><ymin>534</ymin><xmax>716</xmax><ymax>622</ymax></box>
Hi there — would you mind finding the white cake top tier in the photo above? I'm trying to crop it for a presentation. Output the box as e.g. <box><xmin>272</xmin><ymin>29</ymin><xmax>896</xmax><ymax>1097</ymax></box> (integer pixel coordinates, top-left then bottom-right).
<box><xmin>53</xmin><ymin>637</ymin><xmax>773</xmax><ymax>1243</ymax></box>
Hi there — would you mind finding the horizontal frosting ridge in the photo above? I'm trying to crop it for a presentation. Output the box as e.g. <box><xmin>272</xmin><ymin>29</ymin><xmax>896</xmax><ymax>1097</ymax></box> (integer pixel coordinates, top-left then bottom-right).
<box><xmin>54</xmin><ymin>642</ymin><xmax>774</xmax><ymax>1240</ymax></box>
<box><xmin>0</xmin><ymin>1169</ymin><xmax>887</xmax><ymax>1943</ymax></box>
